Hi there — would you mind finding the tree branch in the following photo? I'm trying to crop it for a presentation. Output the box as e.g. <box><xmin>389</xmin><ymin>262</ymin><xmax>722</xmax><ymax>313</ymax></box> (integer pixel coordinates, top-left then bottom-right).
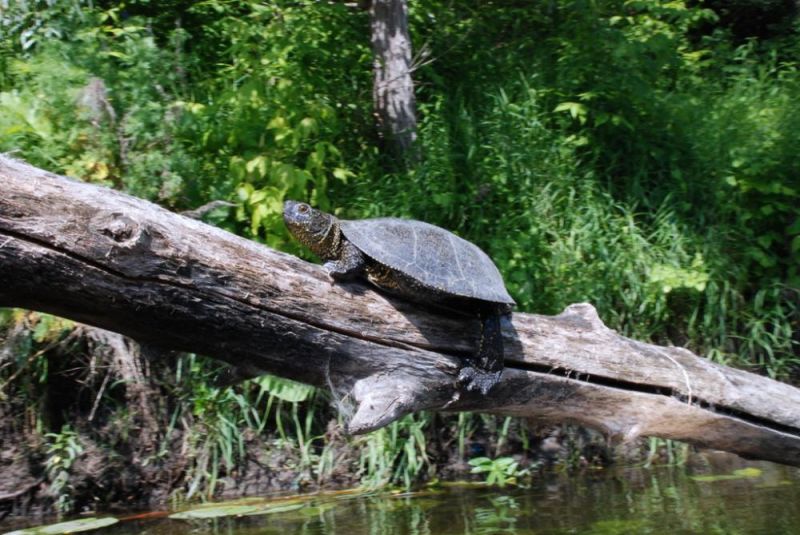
<box><xmin>2</xmin><ymin>154</ymin><xmax>800</xmax><ymax>466</ymax></box>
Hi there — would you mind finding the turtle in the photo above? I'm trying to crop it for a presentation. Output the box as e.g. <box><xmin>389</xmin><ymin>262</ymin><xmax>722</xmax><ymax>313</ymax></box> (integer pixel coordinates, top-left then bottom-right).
<box><xmin>283</xmin><ymin>200</ymin><xmax>515</xmax><ymax>395</ymax></box>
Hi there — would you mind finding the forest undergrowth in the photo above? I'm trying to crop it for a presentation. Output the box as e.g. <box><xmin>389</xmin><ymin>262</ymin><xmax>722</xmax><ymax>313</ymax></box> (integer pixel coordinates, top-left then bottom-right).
<box><xmin>0</xmin><ymin>0</ymin><xmax>798</xmax><ymax>517</ymax></box>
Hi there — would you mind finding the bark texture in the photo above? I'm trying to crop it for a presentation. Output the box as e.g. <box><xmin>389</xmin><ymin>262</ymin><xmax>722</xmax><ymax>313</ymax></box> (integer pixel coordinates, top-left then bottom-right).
<box><xmin>370</xmin><ymin>0</ymin><xmax>418</xmax><ymax>162</ymax></box>
<box><xmin>2</xmin><ymin>155</ymin><xmax>800</xmax><ymax>467</ymax></box>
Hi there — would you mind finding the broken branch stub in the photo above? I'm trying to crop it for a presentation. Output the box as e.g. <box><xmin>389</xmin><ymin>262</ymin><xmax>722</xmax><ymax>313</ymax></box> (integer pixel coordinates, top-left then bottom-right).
<box><xmin>2</xmin><ymin>154</ymin><xmax>800</xmax><ymax>466</ymax></box>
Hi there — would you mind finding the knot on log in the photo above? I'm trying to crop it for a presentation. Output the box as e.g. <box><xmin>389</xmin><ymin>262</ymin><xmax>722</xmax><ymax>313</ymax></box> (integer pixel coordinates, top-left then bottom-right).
<box><xmin>93</xmin><ymin>212</ymin><xmax>142</xmax><ymax>245</ymax></box>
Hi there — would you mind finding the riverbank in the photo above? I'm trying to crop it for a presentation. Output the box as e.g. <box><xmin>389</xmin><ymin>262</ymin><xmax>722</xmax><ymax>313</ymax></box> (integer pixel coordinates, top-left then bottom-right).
<box><xmin>0</xmin><ymin>406</ymin><xmax>649</xmax><ymax>522</ymax></box>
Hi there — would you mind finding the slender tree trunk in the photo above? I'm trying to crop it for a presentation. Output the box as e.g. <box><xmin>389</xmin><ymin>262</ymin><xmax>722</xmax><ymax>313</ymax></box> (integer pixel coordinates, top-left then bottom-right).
<box><xmin>370</xmin><ymin>0</ymin><xmax>418</xmax><ymax>165</ymax></box>
<box><xmin>80</xmin><ymin>328</ymin><xmax>163</xmax><ymax>457</ymax></box>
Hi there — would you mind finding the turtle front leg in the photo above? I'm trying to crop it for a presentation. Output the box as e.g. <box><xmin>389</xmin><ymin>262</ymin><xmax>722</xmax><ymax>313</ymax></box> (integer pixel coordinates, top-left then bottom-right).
<box><xmin>457</xmin><ymin>309</ymin><xmax>504</xmax><ymax>395</ymax></box>
<box><xmin>324</xmin><ymin>239</ymin><xmax>366</xmax><ymax>281</ymax></box>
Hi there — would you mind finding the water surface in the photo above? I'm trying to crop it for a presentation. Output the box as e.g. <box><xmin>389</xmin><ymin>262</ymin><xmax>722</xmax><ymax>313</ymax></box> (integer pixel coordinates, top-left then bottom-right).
<box><xmin>7</xmin><ymin>459</ymin><xmax>800</xmax><ymax>535</ymax></box>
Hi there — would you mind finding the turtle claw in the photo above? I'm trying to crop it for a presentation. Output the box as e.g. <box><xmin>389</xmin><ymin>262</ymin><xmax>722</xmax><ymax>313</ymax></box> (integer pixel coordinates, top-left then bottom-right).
<box><xmin>323</xmin><ymin>261</ymin><xmax>346</xmax><ymax>280</ymax></box>
<box><xmin>457</xmin><ymin>367</ymin><xmax>501</xmax><ymax>396</ymax></box>
<box><xmin>323</xmin><ymin>242</ymin><xmax>366</xmax><ymax>281</ymax></box>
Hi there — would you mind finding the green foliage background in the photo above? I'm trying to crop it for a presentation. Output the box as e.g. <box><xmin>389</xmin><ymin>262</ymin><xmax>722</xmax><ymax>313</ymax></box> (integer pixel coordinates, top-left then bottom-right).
<box><xmin>0</xmin><ymin>0</ymin><xmax>798</xmax><ymax>511</ymax></box>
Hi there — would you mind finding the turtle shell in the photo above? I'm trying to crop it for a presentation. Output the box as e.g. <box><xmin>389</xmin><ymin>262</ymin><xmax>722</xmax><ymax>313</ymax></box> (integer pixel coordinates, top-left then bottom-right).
<box><xmin>339</xmin><ymin>218</ymin><xmax>515</xmax><ymax>305</ymax></box>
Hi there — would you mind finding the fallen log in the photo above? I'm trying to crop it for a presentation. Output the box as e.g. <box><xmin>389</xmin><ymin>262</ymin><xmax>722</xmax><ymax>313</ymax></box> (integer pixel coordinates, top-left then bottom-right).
<box><xmin>1</xmin><ymin>154</ymin><xmax>799</xmax><ymax>466</ymax></box>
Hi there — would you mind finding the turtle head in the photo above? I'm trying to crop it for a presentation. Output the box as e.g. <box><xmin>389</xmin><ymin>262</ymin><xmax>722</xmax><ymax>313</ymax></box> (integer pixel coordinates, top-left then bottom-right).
<box><xmin>283</xmin><ymin>200</ymin><xmax>339</xmax><ymax>259</ymax></box>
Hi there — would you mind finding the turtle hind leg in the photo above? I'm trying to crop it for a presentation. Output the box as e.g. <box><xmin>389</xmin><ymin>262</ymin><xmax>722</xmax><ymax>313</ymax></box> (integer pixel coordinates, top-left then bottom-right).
<box><xmin>457</xmin><ymin>308</ymin><xmax>504</xmax><ymax>395</ymax></box>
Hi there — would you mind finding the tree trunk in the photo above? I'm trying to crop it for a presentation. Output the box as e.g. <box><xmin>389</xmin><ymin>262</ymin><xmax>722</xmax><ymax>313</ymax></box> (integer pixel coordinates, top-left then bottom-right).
<box><xmin>79</xmin><ymin>327</ymin><xmax>163</xmax><ymax>456</ymax></box>
<box><xmin>2</xmin><ymin>155</ymin><xmax>800</xmax><ymax>466</ymax></box>
<box><xmin>370</xmin><ymin>0</ymin><xmax>418</xmax><ymax>164</ymax></box>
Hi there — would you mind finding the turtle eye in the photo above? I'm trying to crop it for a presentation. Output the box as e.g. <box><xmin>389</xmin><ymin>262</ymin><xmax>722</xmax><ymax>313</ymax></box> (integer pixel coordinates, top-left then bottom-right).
<box><xmin>297</xmin><ymin>203</ymin><xmax>310</xmax><ymax>214</ymax></box>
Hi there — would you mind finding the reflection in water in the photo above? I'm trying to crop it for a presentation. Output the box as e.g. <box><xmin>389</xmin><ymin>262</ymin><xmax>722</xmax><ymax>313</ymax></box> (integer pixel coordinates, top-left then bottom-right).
<box><xmin>9</xmin><ymin>461</ymin><xmax>800</xmax><ymax>535</ymax></box>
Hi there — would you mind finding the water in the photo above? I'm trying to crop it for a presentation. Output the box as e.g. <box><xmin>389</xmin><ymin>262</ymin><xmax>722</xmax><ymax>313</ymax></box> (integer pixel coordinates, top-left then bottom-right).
<box><xmin>6</xmin><ymin>460</ymin><xmax>800</xmax><ymax>535</ymax></box>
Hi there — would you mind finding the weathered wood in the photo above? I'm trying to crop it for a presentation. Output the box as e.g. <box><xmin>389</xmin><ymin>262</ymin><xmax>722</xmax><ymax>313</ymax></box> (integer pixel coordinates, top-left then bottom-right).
<box><xmin>1</xmin><ymin>154</ymin><xmax>800</xmax><ymax>467</ymax></box>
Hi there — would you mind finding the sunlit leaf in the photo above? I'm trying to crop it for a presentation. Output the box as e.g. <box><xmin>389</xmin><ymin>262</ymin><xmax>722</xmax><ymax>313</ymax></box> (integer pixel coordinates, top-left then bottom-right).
<box><xmin>691</xmin><ymin>467</ymin><xmax>763</xmax><ymax>482</ymax></box>
<box><xmin>554</xmin><ymin>101</ymin><xmax>587</xmax><ymax>122</ymax></box>
<box><xmin>169</xmin><ymin>504</ymin><xmax>260</xmax><ymax>520</ymax></box>
<box><xmin>245</xmin><ymin>503</ymin><xmax>306</xmax><ymax>516</ymax></box>
<box><xmin>3</xmin><ymin>517</ymin><xmax>118</xmax><ymax>534</ymax></box>
<box><xmin>253</xmin><ymin>375</ymin><xmax>314</xmax><ymax>402</ymax></box>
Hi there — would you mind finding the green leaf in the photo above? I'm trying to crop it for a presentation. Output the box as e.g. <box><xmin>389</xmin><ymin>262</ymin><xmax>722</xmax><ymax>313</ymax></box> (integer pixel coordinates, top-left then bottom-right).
<box><xmin>246</xmin><ymin>156</ymin><xmax>268</xmax><ymax>178</ymax></box>
<box><xmin>170</xmin><ymin>505</ymin><xmax>260</xmax><ymax>520</ymax></box>
<box><xmin>274</xmin><ymin>129</ymin><xmax>293</xmax><ymax>143</ymax></box>
<box><xmin>4</xmin><ymin>517</ymin><xmax>119</xmax><ymax>534</ymax></box>
<box><xmin>250</xmin><ymin>203</ymin><xmax>268</xmax><ymax>235</ymax></box>
<box><xmin>332</xmin><ymin>168</ymin><xmax>353</xmax><ymax>182</ymax></box>
<box><xmin>791</xmin><ymin>235</ymin><xmax>800</xmax><ymax>255</ymax></box>
<box><xmin>102</xmin><ymin>50</ymin><xmax>128</xmax><ymax>59</ymax></box>
<box><xmin>554</xmin><ymin>101</ymin><xmax>587</xmax><ymax>122</ymax></box>
<box><xmin>253</xmin><ymin>375</ymin><xmax>314</xmax><ymax>402</ymax></box>
<box><xmin>298</xmin><ymin>117</ymin><xmax>317</xmax><ymax>136</ymax></box>
<box><xmin>267</xmin><ymin>116</ymin><xmax>288</xmax><ymax>130</ymax></box>
<box><xmin>236</xmin><ymin>183</ymin><xmax>253</xmax><ymax>202</ymax></box>
<box><xmin>691</xmin><ymin>467</ymin><xmax>762</xmax><ymax>482</ymax></box>
<box><xmin>747</xmin><ymin>247</ymin><xmax>776</xmax><ymax>268</ymax></box>
<box><xmin>249</xmin><ymin>189</ymin><xmax>267</xmax><ymax>204</ymax></box>
<box><xmin>245</xmin><ymin>503</ymin><xmax>306</xmax><ymax>516</ymax></box>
